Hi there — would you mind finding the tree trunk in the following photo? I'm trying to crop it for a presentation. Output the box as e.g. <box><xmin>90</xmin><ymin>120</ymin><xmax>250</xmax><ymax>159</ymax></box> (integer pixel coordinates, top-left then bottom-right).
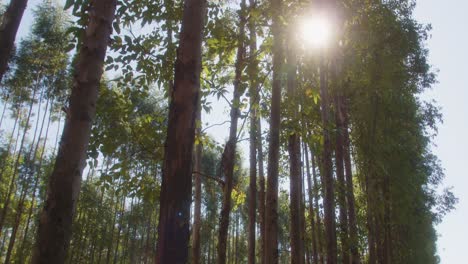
<box><xmin>310</xmin><ymin>148</ymin><xmax>325</xmax><ymax>264</ymax></box>
<box><xmin>0</xmin><ymin>95</ymin><xmax>9</xmax><ymax>129</ymax></box>
<box><xmin>341</xmin><ymin>97</ymin><xmax>360</xmax><ymax>264</ymax></box>
<box><xmin>0</xmin><ymin>0</ymin><xmax>28</xmax><ymax>82</ymax></box>
<box><xmin>192</xmin><ymin>104</ymin><xmax>202</xmax><ymax>264</ymax></box>
<box><xmin>286</xmin><ymin>44</ymin><xmax>303</xmax><ymax>264</ymax></box>
<box><xmin>264</xmin><ymin>0</ymin><xmax>283</xmax><ymax>261</ymax></box>
<box><xmin>0</xmin><ymin>106</ymin><xmax>19</xmax><ymax>183</ymax></box>
<box><xmin>32</xmin><ymin>0</ymin><xmax>116</xmax><ymax>262</ymax></box>
<box><xmin>334</xmin><ymin>94</ymin><xmax>350</xmax><ymax>264</ymax></box>
<box><xmin>5</xmin><ymin>94</ymin><xmax>50</xmax><ymax>264</ymax></box>
<box><xmin>247</xmin><ymin>0</ymin><xmax>258</xmax><ymax>263</ymax></box>
<box><xmin>113</xmin><ymin>198</ymin><xmax>125</xmax><ymax>264</ymax></box>
<box><xmin>155</xmin><ymin>0</ymin><xmax>206</xmax><ymax>260</ymax></box>
<box><xmin>0</xmin><ymin>82</ymin><xmax>37</xmax><ymax>239</ymax></box>
<box><xmin>257</xmin><ymin>115</ymin><xmax>266</xmax><ymax>264</ymax></box>
<box><xmin>18</xmin><ymin>99</ymin><xmax>54</xmax><ymax>263</ymax></box>
<box><xmin>304</xmin><ymin>143</ymin><xmax>319</xmax><ymax>264</ymax></box>
<box><xmin>217</xmin><ymin>2</ymin><xmax>246</xmax><ymax>262</ymax></box>
<box><xmin>319</xmin><ymin>58</ymin><xmax>338</xmax><ymax>264</ymax></box>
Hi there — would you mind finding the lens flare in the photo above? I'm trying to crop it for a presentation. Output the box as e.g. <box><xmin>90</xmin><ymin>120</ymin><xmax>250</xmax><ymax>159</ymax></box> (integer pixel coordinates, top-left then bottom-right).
<box><xmin>299</xmin><ymin>15</ymin><xmax>332</xmax><ymax>48</ymax></box>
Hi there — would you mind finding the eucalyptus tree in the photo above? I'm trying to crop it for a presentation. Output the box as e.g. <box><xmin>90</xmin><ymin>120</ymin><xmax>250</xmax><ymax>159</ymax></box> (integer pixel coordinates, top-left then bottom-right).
<box><xmin>33</xmin><ymin>0</ymin><xmax>117</xmax><ymax>262</ymax></box>
<box><xmin>264</xmin><ymin>0</ymin><xmax>283</xmax><ymax>261</ymax></box>
<box><xmin>155</xmin><ymin>0</ymin><xmax>206</xmax><ymax>261</ymax></box>
<box><xmin>216</xmin><ymin>1</ymin><xmax>247</xmax><ymax>263</ymax></box>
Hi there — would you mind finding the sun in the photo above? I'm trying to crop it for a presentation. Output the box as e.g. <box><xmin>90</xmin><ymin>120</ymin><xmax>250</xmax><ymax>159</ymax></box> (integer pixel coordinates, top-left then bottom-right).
<box><xmin>299</xmin><ymin>15</ymin><xmax>332</xmax><ymax>48</ymax></box>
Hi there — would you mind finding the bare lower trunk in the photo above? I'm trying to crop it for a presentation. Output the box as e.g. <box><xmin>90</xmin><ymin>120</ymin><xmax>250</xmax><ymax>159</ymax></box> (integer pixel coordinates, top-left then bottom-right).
<box><xmin>32</xmin><ymin>1</ymin><xmax>116</xmax><ymax>262</ymax></box>
<box><xmin>286</xmin><ymin>45</ymin><xmax>303</xmax><ymax>264</ymax></box>
<box><xmin>257</xmin><ymin>117</ymin><xmax>266</xmax><ymax>264</ymax></box>
<box><xmin>0</xmin><ymin>0</ymin><xmax>28</xmax><ymax>82</ymax></box>
<box><xmin>192</xmin><ymin>105</ymin><xmax>202</xmax><ymax>264</ymax></box>
<box><xmin>304</xmin><ymin>143</ymin><xmax>319</xmax><ymax>264</ymax></box>
<box><xmin>334</xmin><ymin>94</ymin><xmax>349</xmax><ymax>264</ymax></box>
<box><xmin>341</xmin><ymin>97</ymin><xmax>360</xmax><ymax>264</ymax></box>
<box><xmin>247</xmin><ymin>0</ymin><xmax>258</xmax><ymax>262</ymax></box>
<box><xmin>155</xmin><ymin>0</ymin><xmax>205</xmax><ymax>261</ymax></box>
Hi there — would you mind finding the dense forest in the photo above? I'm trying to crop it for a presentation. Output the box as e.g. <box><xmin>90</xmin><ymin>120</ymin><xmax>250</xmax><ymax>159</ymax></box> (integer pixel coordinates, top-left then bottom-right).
<box><xmin>0</xmin><ymin>0</ymin><xmax>457</xmax><ymax>263</ymax></box>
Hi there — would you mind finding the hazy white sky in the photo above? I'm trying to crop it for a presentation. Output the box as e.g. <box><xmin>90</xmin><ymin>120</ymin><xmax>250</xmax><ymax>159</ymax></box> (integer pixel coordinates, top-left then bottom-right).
<box><xmin>414</xmin><ymin>1</ymin><xmax>468</xmax><ymax>263</ymax></box>
<box><xmin>12</xmin><ymin>0</ymin><xmax>466</xmax><ymax>262</ymax></box>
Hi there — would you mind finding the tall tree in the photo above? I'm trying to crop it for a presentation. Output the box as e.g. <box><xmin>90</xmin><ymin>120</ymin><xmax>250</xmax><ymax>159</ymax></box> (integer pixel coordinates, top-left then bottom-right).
<box><xmin>264</xmin><ymin>0</ymin><xmax>283</xmax><ymax>261</ymax></box>
<box><xmin>286</xmin><ymin>42</ymin><xmax>303</xmax><ymax>264</ymax></box>
<box><xmin>247</xmin><ymin>0</ymin><xmax>258</xmax><ymax>262</ymax></box>
<box><xmin>154</xmin><ymin>0</ymin><xmax>206</xmax><ymax>261</ymax></box>
<box><xmin>217</xmin><ymin>1</ymin><xmax>246</xmax><ymax>263</ymax></box>
<box><xmin>334</xmin><ymin>92</ymin><xmax>349</xmax><ymax>263</ymax></box>
<box><xmin>319</xmin><ymin>57</ymin><xmax>337</xmax><ymax>263</ymax></box>
<box><xmin>32</xmin><ymin>0</ymin><xmax>117</xmax><ymax>262</ymax></box>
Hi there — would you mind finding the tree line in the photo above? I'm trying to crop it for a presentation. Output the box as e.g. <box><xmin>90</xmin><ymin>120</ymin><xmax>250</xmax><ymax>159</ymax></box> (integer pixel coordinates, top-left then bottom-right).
<box><xmin>0</xmin><ymin>0</ymin><xmax>456</xmax><ymax>263</ymax></box>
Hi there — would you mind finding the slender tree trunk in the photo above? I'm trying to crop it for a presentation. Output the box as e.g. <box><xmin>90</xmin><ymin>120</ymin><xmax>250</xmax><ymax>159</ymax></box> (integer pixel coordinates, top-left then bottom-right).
<box><xmin>19</xmin><ymin>99</ymin><xmax>54</xmax><ymax>263</ymax></box>
<box><xmin>192</xmin><ymin>104</ymin><xmax>202</xmax><ymax>264</ymax></box>
<box><xmin>0</xmin><ymin>82</ymin><xmax>37</xmax><ymax>238</ymax></box>
<box><xmin>52</xmin><ymin>115</ymin><xmax>61</xmax><ymax>156</ymax></box>
<box><xmin>334</xmin><ymin>94</ymin><xmax>350</xmax><ymax>264</ymax></box>
<box><xmin>304</xmin><ymin>143</ymin><xmax>319</xmax><ymax>264</ymax></box>
<box><xmin>5</xmin><ymin>94</ymin><xmax>50</xmax><ymax>264</ymax></box>
<box><xmin>247</xmin><ymin>0</ymin><xmax>258</xmax><ymax>263</ymax></box>
<box><xmin>365</xmin><ymin>174</ymin><xmax>377</xmax><ymax>264</ymax></box>
<box><xmin>0</xmin><ymin>95</ymin><xmax>9</xmax><ymax>129</ymax></box>
<box><xmin>106</xmin><ymin>190</ymin><xmax>119</xmax><ymax>264</ymax></box>
<box><xmin>217</xmin><ymin>3</ymin><xmax>246</xmax><ymax>263</ymax></box>
<box><xmin>286</xmin><ymin>44</ymin><xmax>303</xmax><ymax>264</ymax></box>
<box><xmin>113</xmin><ymin>198</ymin><xmax>125</xmax><ymax>264</ymax></box>
<box><xmin>257</xmin><ymin>117</ymin><xmax>266</xmax><ymax>264</ymax></box>
<box><xmin>319</xmin><ymin>58</ymin><xmax>338</xmax><ymax>264</ymax></box>
<box><xmin>32</xmin><ymin>1</ymin><xmax>116</xmax><ymax>262</ymax></box>
<box><xmin>155</xmin><ymin>0</ymin><xmax>206</xmax><ymax>261</ymax></box>
<box><xmin>311</xmin><ymin>150</ymin><xmax>325</xmax><ymax>264</ymax></box>
<box><xmin>264</xmin><ymin>0</ymin><xmax>283</xmax><ymax>261</ymax></box>
<box><xmin>0</xmin><ymin>106</ymin><xmax>19</xmax><ymax>183</ymax></box>
<box><xmin>4</xmin><ymin>183</ymin><xmax>28</xmax><ymax>263</ymax></box>
<box><xmin>0</xmin><ymin>0</ymin><xmax>28</xmax><ymax>82</ymax></box>
<box><xmin>341</xmin><ymin>97</ymin><xmax>360</xmax><ymax>264</ymax></box>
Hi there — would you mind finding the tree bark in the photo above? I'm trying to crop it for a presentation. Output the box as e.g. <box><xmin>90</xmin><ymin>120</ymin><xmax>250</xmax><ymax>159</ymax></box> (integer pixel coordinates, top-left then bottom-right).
<box><xmin>264</xmin><ymin>0</ymin><xmax>283</xmax><ymax>261</ymax></box>
<box><xmin>286</xmin><ymin>44</ymin><xmax>303</xmax><ymax>264</ymax></box>
<box><xmin>341</xmin><ymin>97</ymin><xmax>360</xmax><ymax>264</ymax></box>
<box><xmin>304</xmin><ymin>143</ymin><xmax>319</xmax><ymax>264</ymax></box>
<box><xmin>216</xmin><ymin>2</ymin><xmax>246</xmax><ymax>263</ymax></box>
<box><xmin>0</xmin><ymin>0</ymin><xmax>28</xmax><ymax>82</ymax></box>
<box><xmin>319</xmin><ymin>58</ymin><xmax>338</xmax><ymax>264</ymax></box>
<box><xmin>334</xmin><ymin>94</ymin><xmax>350</xmax><ymax>264</ymax></box>
<box><xmin>155</xmin><ymin>0</ymin><xmax>206</xmax><ymax>261</ymax></box>
<box><xmin>257</xmin><ymin>117</ymin><xmax>266</xmax><ymax>264</ymax></box>
<box><xmin>192</xmin><ymin>104</ymin><xmax>202</xmax><ymax>264</ymax></box>
<box><xmin>32</xmin><ymin>0</ymin><xmax>116</xmax><ymax>262</ymax></box>
<box><xmin>247</xmin><ymin>0</ymin><xmax>258</xmax><ymax>263</ymax></box>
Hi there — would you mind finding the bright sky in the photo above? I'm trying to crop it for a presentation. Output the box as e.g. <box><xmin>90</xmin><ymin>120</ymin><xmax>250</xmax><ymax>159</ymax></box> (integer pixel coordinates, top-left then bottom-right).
<box><xmin>10</xmin><ymin>0</ymin><xmax>467</xmax><ymax>263</ymax></box>
<box><xmin>413</xmin><ymin>1</ymin><xmax>468</xmax><ymax>263</ymax></box>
